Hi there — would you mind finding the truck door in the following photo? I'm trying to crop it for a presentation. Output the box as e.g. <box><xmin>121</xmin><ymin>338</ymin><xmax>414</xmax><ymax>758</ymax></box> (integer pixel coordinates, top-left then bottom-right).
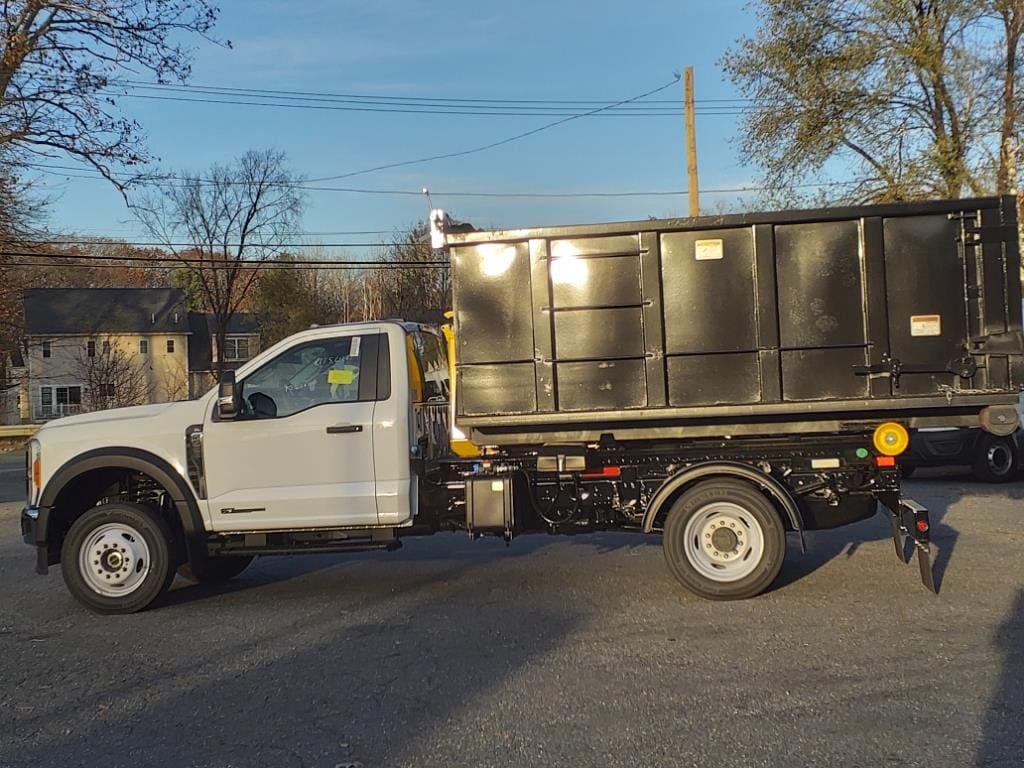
<box><xmin>201</xmin><ymin>331</ymin><xmax>388</xmax><ymax>531</ymax></box>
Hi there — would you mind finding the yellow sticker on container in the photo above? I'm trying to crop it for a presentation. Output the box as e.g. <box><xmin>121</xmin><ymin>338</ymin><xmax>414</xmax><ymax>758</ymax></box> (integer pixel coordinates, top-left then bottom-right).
<box><xmin>327</xmin><ymin>369</ymin><xmax>354</xmax><ymax>385</ymax></box>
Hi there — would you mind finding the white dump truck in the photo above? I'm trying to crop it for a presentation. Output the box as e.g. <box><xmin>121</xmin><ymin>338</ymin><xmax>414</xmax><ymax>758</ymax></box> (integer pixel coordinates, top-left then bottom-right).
<box><xmin>21</xmin><ymin>196</ymin><xmax>1024</xmax><ymax>612</ymax></box>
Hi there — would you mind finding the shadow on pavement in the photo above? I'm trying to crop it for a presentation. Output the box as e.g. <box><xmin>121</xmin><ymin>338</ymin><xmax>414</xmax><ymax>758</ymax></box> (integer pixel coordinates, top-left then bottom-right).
<box><xmin>775</xmin><ymin>473</ymin><xmax>1024</xmax><ymax>594</ymax></box>
<box><xmin>977</xmin><ymin>589</ymin><xmax>1024</xmax><ymax>766</ymax></box>
<box><xmin>7</xmin><ymin>558</ymin><xmax>582</xmax><ymax>768</ymax></box>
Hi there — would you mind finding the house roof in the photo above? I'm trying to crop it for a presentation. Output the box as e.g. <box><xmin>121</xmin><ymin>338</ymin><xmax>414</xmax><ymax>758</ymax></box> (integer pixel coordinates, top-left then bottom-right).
<box><xmin>187</xmin><ymin>312</ymin><xmax>260</xmax><ymax>372</ymax></box>
<box><xmin>23</xmin><ymin>288</ymin><xmax>189</xmax><ymax>336</ymax></box>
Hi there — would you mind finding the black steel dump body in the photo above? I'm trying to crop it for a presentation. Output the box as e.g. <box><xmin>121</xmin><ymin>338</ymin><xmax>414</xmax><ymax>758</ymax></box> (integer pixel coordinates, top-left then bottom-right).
<box><xmin>447</xmin><ymin>196</ymin><xmax>1024</xmax><ymax>444</ymax></box>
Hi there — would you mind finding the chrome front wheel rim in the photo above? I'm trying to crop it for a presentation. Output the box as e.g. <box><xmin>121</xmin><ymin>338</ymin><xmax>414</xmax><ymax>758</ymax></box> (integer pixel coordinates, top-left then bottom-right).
<box><xmin>78</xmin><ymin>523</ymin><xmax>152</xmax><ymax>597</ymax></box>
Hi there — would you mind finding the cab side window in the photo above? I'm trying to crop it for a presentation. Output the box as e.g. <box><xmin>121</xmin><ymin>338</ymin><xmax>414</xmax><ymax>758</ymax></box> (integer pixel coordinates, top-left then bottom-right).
<box><xmin>239</xmin><ymin>334</ymin><xmax>378</xmax><ymax>419</ymax></box>
<box><xmin>410</xmin><ymin>330</ymin><xmax>449</xmax><ymax>401</ymax></box>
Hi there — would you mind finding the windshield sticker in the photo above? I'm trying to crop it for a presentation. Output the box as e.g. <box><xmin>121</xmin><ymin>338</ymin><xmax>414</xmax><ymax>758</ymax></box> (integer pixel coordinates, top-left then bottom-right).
<box><xmin>328</xmin><ymin>369</ymin><xmax>355</xmax><ymax>385</ymax></box>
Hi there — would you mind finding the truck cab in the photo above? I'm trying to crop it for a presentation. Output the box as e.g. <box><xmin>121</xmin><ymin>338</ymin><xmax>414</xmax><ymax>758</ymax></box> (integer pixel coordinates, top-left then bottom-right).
<box><xmin>22</xmin><ymin>321</ymin><xmax>450</xmax><ymax>613</ymax></box>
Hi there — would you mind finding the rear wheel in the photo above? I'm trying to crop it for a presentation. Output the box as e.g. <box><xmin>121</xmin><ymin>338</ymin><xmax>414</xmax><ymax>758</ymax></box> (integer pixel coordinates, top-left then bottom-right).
<box><xmin>972</xmin><ymin>435</ymin><xmax>1018</xmax><ymax>483</ymax></box>
<box><xmin>179</xmin><ymin>555</ymin><xmax>254</xmax><ymax>584</ymax></box>
<box><xmin>662</xmin><ymin>479</ymin><xmax>786</xmax><ymax>600</ymax></box>
<box><xmin>61</xmin><ymin>502</ymin><xmax>175</xmax><ymax>614</ymax></box>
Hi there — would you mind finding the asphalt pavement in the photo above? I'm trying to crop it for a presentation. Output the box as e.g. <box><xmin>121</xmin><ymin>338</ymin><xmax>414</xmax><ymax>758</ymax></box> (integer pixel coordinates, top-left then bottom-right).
<box><xmin>0</xmin><ymin>459</ymin><xmax>1022</xmax><ymax>767</ymax></box>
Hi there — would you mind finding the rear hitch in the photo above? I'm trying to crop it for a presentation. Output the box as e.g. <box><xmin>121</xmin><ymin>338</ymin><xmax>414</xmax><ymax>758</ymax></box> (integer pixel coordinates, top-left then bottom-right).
<box><xmin>883</xmin><ymin>497</ymin><xmax>937</xmax><ymax>594</ymax></box>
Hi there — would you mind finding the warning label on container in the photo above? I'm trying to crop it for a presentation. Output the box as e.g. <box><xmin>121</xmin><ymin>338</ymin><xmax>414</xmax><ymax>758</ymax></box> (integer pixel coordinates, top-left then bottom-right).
<box><xmin>910</xmin><ymin>314</ymin><xmax>942</xmax><ymax>337</ymax></box>
<box><xmin>695</xmin><ymin>239</ymin><xmax>723</xmax><ymax>261</ymax></box>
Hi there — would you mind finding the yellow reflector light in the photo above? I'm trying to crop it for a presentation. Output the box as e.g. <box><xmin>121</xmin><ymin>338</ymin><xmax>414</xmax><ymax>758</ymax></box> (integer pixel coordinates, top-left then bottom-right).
<box><xmin>873</xmin><ymin>422</ymin><xmax>909</xmax><ymax>456</ymax></box>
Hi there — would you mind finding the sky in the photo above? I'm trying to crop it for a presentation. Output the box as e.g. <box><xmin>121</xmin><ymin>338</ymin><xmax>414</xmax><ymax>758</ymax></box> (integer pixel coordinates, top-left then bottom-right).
<box><xmin>32</xmin><ymin>0</ymin><xmax>763</xmax><ymax>254</ymax></box>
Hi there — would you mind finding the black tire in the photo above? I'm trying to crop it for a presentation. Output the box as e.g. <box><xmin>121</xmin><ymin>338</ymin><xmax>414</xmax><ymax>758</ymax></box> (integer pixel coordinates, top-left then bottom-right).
<box><xmin>662</xmin><ymin>479</ymin><xmax>787</xmax><ymax>600</ymax></box>
<box><xmin>178</xmin><ymin>555</ymin><xmax>254</xmax><ymax>584</ymax></box>
<box><xmin>61</xmin><ymin>502</ymin><xmax>176</xmax><ymax>615</ymax></box>
<box><xmin>972</xmin><ymin>434</ymin><xmax>1019</xmax><ymax>483</ymax></box>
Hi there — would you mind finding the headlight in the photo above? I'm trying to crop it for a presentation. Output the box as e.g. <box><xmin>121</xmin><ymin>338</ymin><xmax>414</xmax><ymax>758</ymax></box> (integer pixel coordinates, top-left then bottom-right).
<box><xmin>27</xmin><ymin>439</ymin><xmax>41</xmax><ymax>506</ymax></box>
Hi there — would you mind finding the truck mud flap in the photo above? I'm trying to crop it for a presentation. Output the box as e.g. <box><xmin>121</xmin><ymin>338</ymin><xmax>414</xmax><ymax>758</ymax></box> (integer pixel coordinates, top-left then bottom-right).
<box><xmin>883</xmin><ymin>497</ymin><xmax>937</xmax><ymax>594</ymax></box>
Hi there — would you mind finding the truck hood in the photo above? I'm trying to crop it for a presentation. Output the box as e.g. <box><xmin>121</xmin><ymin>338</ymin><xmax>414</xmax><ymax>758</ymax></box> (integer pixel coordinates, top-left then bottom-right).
<box><xmin>38</xmin><ymin>402</ymin><xmax>183</xmax><ymax>432</ymax></box>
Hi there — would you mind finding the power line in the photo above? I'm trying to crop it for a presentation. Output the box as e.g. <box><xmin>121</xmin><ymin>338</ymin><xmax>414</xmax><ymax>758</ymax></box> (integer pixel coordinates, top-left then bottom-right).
<box><xmin>119</xmin><ymin>92</ymin><xmax>746</xmax><ymax>117</ymax></box>
<box><xmin>2</xmin><ymin>260</ymin><xmax>445</xmax><ymax>271</ymax></box>
<box><xmin>0</xmin><ymin>249</ymin><xmax>447</xmax><ymax>269</ymax></box>
<box><xmin>303</xmin><ymin>75</ymin><xmax>685</xmax><ymax>183</ymax></box>
<box><xmin>109</xmin><ymin>77</ymin><xmax>756</xmax><ymax>107</ymax></box>
<box><xmin>26</xmin><ymin>238</ymin><xmax>407</xmax><ymax>248</ymax></box>
<box><xmin>25</xmin><ymin>163</ymin><xmax>864</xmax><ymax>198</ymax></box>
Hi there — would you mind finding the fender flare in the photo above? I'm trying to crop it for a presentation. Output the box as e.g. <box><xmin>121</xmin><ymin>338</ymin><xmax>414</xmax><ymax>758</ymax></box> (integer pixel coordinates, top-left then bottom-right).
<box><xmin>37</xmin><ymin>447</ymin><xmax>207</xmax><ymax>568</ymax></box>
<box><xmin>641</xmin><ymin>461</ymin><xmax>805</xmax><ymax>549</ymax></box>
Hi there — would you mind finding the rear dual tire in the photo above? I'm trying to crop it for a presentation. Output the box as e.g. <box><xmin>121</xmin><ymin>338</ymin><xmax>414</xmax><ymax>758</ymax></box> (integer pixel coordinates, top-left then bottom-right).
<box><xmin>662</xmin><ymin>479</ymin><xmax>786</xmax><ymax>600</ymax></box>
<box><xmin>972</xmin><ymin>434</ymin><xmax>1018</xmax><ymax>484</ymax></box>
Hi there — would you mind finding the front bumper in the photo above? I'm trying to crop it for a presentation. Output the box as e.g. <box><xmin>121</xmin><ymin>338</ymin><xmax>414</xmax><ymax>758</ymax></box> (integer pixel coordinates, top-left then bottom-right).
<box><xmin>21</xmin><ymin>507</ymin><xmax>48</xmax><ymax>574</ymax></box>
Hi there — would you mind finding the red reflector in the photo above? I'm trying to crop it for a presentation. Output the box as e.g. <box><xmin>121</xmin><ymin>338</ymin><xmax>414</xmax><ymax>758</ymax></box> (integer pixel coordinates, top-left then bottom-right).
<box><xmin>582</xmin><ymin>466</ymin><xmax>622</xmax><ymax>478</ymax></box>
<box><xmin>875</xmin><ymin>456</ymin><xmax>896</xmax><ymax>467</ymax></box>
<box><xmin>916</xmin><ymin>520</ymin><xmax>929</xmax><ymax>533</ymax></box>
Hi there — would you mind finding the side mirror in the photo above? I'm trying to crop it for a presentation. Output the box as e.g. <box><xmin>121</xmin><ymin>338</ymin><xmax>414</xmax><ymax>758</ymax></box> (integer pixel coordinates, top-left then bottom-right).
<box><xmin>218</xmin><ymin>370</ymin><xmax>241</xmax><ymax>420</ymax></box>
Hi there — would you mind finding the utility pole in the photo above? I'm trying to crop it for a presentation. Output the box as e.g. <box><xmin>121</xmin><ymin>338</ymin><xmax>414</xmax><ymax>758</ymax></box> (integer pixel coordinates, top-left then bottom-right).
<box><xmin>684</xmin><ymin>66</ymin><xmax>700</xmax><ymax>218</ymax></box>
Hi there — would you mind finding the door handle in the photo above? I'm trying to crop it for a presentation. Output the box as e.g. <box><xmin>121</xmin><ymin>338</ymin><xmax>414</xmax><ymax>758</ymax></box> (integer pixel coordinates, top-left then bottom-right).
<box><xmin>326</xmin><ymin>424</ymin><xmax>363</xmax><ymax>434</ymax></box>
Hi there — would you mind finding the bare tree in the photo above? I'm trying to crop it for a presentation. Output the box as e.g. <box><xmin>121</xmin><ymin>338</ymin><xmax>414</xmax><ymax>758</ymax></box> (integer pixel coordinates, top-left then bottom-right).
<box><xmin>75</xmin><ymin>340</ymin><xmax>153</xmax><ymax>411</ymax></box>
<box><xmin>135</xmin><ymin>149</ymin><xmax>304</xmax><ymax>378</ymax></box>
<box><xmin>371</xmin><ymin>222</ymin><xmax>450</xmax><ymax>323</ymax></box>
<box><xmin>0</xmin><ymin>0</ymin><xmax>223</xmax><ymax>190</ymax></box>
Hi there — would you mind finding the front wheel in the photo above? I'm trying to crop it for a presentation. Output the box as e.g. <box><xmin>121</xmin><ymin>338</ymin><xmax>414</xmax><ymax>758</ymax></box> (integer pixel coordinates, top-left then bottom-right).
<box><xmin>61</xmin><ymin>502</ymin><xmax>176</xmax><ymax>614</ymax></box>
<box><xmin>972</xmin><ymin>434</ymin><xmax>1019</xmax><ymax>483</ymax></box>
<box><xmin>662</xmin><ymin>479</ymin><xmax>786</xmax><ymax>600</ymax></box>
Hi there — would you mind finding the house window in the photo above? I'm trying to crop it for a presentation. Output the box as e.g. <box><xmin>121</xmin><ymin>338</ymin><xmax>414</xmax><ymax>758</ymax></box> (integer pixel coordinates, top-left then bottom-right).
<box><xmin>223</xmin><ymin>336</ymin><xmax>251</xmax><ymax>361</ymax></box>
<box><xmin>166</xmin><ymin>339</ymin><xmax>175</xmax><ymax>354</ymax></box>
<box><xmin>102</xmin><ymin>340</ymin><xmax>110</xmax><ymax>355</ymax></box>
<box><xmin>87</xmin><ymin>340</ymin><xmax>96</xmax><ymax>358</ymax></box>
<box><xmin>139</xmin><ymin>339</ymin><xmax>149</xmax><ymax>354</ymax></box>
<box><xmin>39</xmin><ymin>385</ymin><xmax>82</xmax><ymax>417</ymax></box>
<box><xmin>41</xmin><ymin>341</ymin><xmax>51</xmax><ymax>358</ymax></box>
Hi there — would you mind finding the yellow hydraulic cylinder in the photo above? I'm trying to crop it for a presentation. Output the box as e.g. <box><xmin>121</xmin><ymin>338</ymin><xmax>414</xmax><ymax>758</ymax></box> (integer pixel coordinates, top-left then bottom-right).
<box><xmin>441</xmin><ymin>315</ymin><xmax>480</xmax><ymax>458</ymax></box>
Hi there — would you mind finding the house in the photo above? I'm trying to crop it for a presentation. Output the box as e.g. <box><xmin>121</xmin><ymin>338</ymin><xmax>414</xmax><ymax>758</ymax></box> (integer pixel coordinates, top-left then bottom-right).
<box><xmin>22</xmin><ymin>288</ymin><xmax>262</xmax><ymax>420</ymax></box>
<box><xmin>1</xmin><ymin>348</ymin><xmax>27</xmax><ymax>424</ymax></box>
<box><xmin>23</xmin><ymin>288</ymin><xmax>192</xmax><ymax>420</ymax></box>
<box><xmin>186</xmin><ymin>312</ymin><xmax>261</xmax><ymax>397</ymax></box>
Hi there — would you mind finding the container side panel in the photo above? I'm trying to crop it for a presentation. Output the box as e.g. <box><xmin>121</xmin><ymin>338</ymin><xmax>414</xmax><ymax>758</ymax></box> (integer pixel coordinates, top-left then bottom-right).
<box><xmin>552</xmin><ymin>308</ymin><xmax>646</xmax><ymax>360</ymax></box>
<box><xmin>980</xmin><ymin>204</ymin><xmax>1010</xmax><ymax>336</ymax></box>
<box><xmin>529</xmin><ymin>239</ymin><xmax>554</xmax><ymax>411</ymax></box>
<box><xmin>776</xmin><ymin>221</ymin><xmax>866</xmax><ymax>349</ymax></box>
<box><xmin>883</xmin><ymin>215</ymin><xmax>966</xmax><ymax>396</ymax></box>
<box><xmin>549</xmin><ymin>234</ymin><xmax>640</xmax><ymax>257</ymax></box>
<box><xmin>753</xmin><ymin>224</ymin><xmax>782</xmax><ymax>402</ymax></box>
<box><xmin>640</xmin><ymin>232</ymin><xmax>668</xmax><ymax>407</ymax></box>
<box><xmin>459</xmin><ymin>363</ymin><xmax>537</xmax><ymax>416</ymax></box>
<box><xmin>661</xmin><ymin>228</ymin><xmax>757</xmax><ymax>354</ymax></box>
<box><xmin>452</xmin><ymin>242</ymin><xmax>534</xmax><ymax>364</ymax></box>
<box><xmin>549</xmin><ymin>253</ymin><xmax>641</xmax><ymax>308</ymax></box>
<box><xmin>666</xmin><ymin>353</ymin><xmax>761</xmax><ymax>406</ymax></box>
<box><xmin>862</xmin><ymin>217</ymin><xmax>893</xmax><ymax>398</ymax></box>
<box><xmin>781</xmin><ymin>349</ymin><xmax>871</xmax><ymax>400</ymax></box>
<box><xmin>555</xmin><ymin>360</ymin><xmax>647</xmax><ymax>411</ymax></box>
